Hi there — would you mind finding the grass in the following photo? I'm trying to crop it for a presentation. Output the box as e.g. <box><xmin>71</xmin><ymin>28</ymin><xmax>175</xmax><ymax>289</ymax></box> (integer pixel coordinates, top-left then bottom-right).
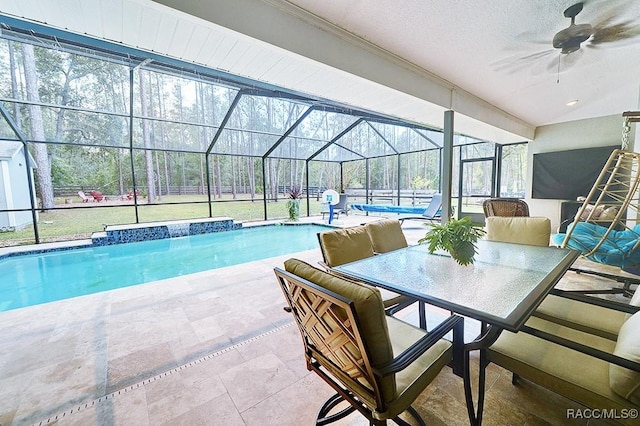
<box><xmin>0</xmin><ymin>195</ymin><xmax>324</xmax><ymax>247</ymax></box>
<box><xmin>2</xmin><ymin>195</ymin><xmax>487</xmax><ymax>247</ymax></box>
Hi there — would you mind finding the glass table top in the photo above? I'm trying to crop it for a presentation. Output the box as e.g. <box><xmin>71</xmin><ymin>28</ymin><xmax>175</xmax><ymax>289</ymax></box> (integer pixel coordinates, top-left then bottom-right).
<box><xmin>334</xmin><ymin>240</ymin><xmax>580</xmax><ymax>331</ymax></box>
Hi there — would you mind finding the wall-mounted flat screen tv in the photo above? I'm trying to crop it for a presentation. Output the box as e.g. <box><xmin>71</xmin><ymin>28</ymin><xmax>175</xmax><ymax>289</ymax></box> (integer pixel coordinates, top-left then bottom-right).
<box><xmin>532</xmin><ymin>145</ymin><xmax>619</xmax><ymax>200</ymax></box>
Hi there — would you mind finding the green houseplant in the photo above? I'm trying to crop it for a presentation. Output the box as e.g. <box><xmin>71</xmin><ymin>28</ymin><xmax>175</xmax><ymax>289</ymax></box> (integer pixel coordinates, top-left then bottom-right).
<box><xmin>286</xmin><ymin>186</ymin><xmax>303</xmax><ymax>221</ymax></box>
<box><xmin>418</xmin><ymin>216</ymin><xmax>486</xmax><ymax>266</ymax></box>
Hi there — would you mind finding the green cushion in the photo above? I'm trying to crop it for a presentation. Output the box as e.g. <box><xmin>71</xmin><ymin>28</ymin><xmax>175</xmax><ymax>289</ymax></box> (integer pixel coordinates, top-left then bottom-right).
<box><xmin>631</xmin><ymin>288</ymin><xmax>640</xmax><ymax>307</ymax></box>
<box><xmin>283</xmin><ymin>258</ymin><xmax>395</xmax><ymax>398</ymax></box>
<box><xmin>488</xmin><ymin>316</ymin><xmax>639</xmax><ymax>419</ymax></box>
<box><xmin>382</xmin><ymin>316</ymin><xmax>451</xmax><ymax>419</ymax></box>
<box><xmin>610</xmin><ymin>312</ymin><xmax>640</xmax><ymax>404</ymax></box>
<box><xmin>365</xmin><ymin>219</ymin><xmax>408</xmax><ymax>254</ymax></box>
<box><xmin>318</xmin><ymin>226</ymin><xmax>374</xmax><ymax>267</ymax></box>
<box><xmin>534</xmin><ymin>295</ymin><xmax>627</xmax><ymax>340</ymax></box>
<box><xmin>534</xmin><ymin>288</ymin><xmax>640</xmax><ymax>340</ymax></box>
<box><xmin>485</xmin><ymin>216</ymin><xmax>551</xmax><ymax>247</ymax></box>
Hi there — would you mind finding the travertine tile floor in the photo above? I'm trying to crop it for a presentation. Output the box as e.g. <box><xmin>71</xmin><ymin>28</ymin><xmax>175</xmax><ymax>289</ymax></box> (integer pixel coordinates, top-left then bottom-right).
<box><xmin>0</xmin><ymin>215</ymin><xmax>633</xmax><ymax>425</ymax></box>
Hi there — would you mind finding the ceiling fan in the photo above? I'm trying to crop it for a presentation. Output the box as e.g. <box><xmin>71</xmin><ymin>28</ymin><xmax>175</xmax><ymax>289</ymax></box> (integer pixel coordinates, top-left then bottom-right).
<box><xmin>552</xmin><ymin>3</ymin><xmax>593</xmax><ymax>53</ymax></box>
<box><xmin>493</xmin><ymin>1</ymin><xmax>640</xmax><ymax>74</ymax></box>
<box><xmin>552</xmin><ymin>1</ymin><xmax>640</xmax><ymax>54</ymax></box>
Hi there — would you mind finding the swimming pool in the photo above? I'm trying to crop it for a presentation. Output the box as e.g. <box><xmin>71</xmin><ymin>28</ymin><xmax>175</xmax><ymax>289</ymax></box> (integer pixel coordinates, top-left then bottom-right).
<box><xmin>0</xmin><ymin>224</ymin><xmax>329</xmax><ymax>312</ymax></box>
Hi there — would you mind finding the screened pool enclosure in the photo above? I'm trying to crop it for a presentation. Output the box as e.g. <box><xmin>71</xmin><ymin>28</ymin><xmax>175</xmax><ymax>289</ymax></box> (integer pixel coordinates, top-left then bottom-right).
<box><xmin>0</xmin><ymin>18</ymin><xmax>526</xmax><ymax>247</ymax></box>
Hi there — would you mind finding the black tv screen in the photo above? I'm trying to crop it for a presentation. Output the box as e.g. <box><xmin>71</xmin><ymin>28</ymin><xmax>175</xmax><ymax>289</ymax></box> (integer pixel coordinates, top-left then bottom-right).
<box><xmin>532</xmin><ymin>145</ymin><xmax>619</xmax><ymax>200</ymax></box>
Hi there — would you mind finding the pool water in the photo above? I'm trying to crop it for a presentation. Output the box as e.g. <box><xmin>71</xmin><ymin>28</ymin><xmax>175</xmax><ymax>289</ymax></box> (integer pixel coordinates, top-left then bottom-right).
<box><xmin>0</xmin><ymin>224</ymin><xmax>328</xmax><ymax>312</ymax></box>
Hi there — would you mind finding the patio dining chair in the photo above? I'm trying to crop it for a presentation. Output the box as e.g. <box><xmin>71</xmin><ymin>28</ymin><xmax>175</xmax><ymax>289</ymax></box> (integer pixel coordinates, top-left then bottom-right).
<box><xmin>276</xmin><ymin>259</ymin><xmax>464</xmax><ymax>425</ymax></box>
<box><xmin>486</xmin><ymin>307</ymin><xmax>640</xmax><ymax>426</ymax></box>
<box><xmin>485</xmin><ymin>216</ymin><xmax>551</xmax><ymax>247</ymax></box>
<box><xmin>482</xmin><ymin>198</ymin><xmax>529</xmax><ymax>217</ymax></box>
<box><xmin>365</xmin><ymin>219</ymin><xmax>408</xmax><ymax>254</ymax></box>
<box><xmin>317</xmin><ymin>226</ymin><xmax>409</xmax><ymax>308</ymax></box>
<box><xmin>317</xmin><ymin>225</ymin><xmax>376</xmax><ymax>268</ymax></box>
<box><xmin>485</xmin><ymin>215</ymin><xmax>639</xmax><ymax>342</ymax></box>
<box><xmin>318</xmin><ymin>225</ymin><xmax>426</xmax><ymax>328</ymax></box>
<box><xmin>365</xmin><ymin>219</ymin><xmax>430</xmax><ymax>329</ymax></box>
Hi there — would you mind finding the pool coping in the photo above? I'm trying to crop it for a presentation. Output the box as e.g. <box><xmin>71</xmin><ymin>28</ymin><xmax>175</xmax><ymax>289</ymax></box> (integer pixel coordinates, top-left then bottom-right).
<box><xmin>0</xmin><ymin>219</ymin><xmax>337</xmax><ymax>260</ymax></box>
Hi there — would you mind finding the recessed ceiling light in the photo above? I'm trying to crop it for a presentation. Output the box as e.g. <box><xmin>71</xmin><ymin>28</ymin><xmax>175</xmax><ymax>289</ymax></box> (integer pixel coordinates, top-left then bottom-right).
<box><xmin>566</xmin><ymin>99</ymin><xmax>579</xmax><ymax>106</ymax></box>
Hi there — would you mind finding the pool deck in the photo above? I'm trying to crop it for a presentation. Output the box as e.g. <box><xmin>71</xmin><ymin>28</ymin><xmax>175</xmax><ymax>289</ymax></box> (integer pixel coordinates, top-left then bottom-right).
<box><xmin>0</xmin><ymin>214</ymin><xmax>633</xmax><ymax>425</ymax></box>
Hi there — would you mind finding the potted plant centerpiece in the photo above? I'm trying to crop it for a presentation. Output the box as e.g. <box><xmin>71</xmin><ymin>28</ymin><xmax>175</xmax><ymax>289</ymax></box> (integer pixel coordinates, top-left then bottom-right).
<box><xmin>418</xmin><ymin>216</ymin><xmax>486</xmax><ymax>265</ymax></box>
<box><xmin>286</xmin><ymin>186</ymin><xmax>303</xmax><ymax>221</ymax></box>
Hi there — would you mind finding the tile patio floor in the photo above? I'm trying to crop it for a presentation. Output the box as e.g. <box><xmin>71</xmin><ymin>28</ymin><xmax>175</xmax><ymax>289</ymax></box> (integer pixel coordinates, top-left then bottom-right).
<box><xmin>0</xmin><ymin>214</ymin><xmax>632</xmax><ymax>425</ymax></box>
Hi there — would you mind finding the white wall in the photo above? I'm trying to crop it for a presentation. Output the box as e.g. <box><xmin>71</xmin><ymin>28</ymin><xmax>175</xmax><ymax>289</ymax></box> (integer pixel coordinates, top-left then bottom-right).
<box><xmin>526</xmin><ymin>114</ymin><xmax>632</xmax><ymax>232</ymax></box>
<box><xmin>0</xmin><ymin>149</ymin><xmax>35</xmax><ymax>230</ymax></box>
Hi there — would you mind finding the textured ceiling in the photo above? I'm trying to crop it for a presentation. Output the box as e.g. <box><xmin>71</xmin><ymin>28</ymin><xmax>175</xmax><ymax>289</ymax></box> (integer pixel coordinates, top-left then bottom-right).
<box><xmin>282</xmin><ymin>0</ymin><xmax>640</xmax><ymax>128</ymax></box>
<box><xmin>1</xmin><ymin>0</ymin><xmax>639</xmax><ymax>144</ymax></box>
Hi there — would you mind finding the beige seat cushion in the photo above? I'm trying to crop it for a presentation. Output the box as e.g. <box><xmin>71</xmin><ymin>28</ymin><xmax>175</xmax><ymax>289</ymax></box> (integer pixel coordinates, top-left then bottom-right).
<box><xmin>488</xmin><ymin>316</ymin><xmax>639</xmax><ymax>422</ymax></box>
<box><xmin>485</xmin><ymin>216</ymin><xmax>551</xmax><ymax>247</ymax></box>
<box><xmin>610</xmin><ymin>312</ymin><xmax>640</xmax><ymax>404</ymax></box>
<box><xmin>631</xmin><ymin>286</ymin><xmax>640</xmax><ymax>306</ymax></box>
<box><xmin>318</xmin><ymin>226</ymin><xmax>375</xmax><ymax>267</ymax></box>
<box><xmin>365</xmin><ymin>219</ymin><xmax>408</xmax><ymax>253</ymax></box>
<box><xmin>534</xmin><ymin>288</ymin><xmax>640</xmax><ymax>340</ymax></box>
<box><xmin>318</xmin><ymin>225</ymin><xmax>411</xmax><ymax>307</ymax></box>
<box><xmin>534</xmin><ymin>295</ymin><xmax>628</xmax><ymax>340</ymax></box>
<box><xmin>383</xmin><ymin>316</ymin><xmax>451</xmax><ymax>419</ymax></box>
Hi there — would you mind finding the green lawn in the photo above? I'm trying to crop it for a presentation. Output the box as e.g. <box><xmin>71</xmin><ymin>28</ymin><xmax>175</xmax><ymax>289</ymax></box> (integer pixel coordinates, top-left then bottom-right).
<box><xmin>1</xmin><ymin>195</ymin><xmax>324</xmax><ymax>247</ymax></box>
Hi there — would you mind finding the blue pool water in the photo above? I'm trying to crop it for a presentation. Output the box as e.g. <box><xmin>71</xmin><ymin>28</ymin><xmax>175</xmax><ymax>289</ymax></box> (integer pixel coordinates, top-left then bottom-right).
<box><xmin>0</xmin><ymin>224</ymin><xmax>328</xmax><ymax>312</ymax></box>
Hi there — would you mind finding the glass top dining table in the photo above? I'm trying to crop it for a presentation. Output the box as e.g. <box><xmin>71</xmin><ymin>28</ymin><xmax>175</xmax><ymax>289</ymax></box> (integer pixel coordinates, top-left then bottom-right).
<box><xmin>334</xmin><ymin>239</ymin><xmax>580</xmax><ymax>425</ymax></box>
<box><xmin>334</xmin><ymin>240</ymin><xmax>580</xmax><ymax>332</ymax></box>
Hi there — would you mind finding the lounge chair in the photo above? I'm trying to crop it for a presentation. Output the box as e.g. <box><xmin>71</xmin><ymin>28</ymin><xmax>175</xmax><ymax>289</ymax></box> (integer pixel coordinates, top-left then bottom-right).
<box><xmin>78</xmin><ymin>191</ymin><xmax>92</xmax><ymax>203</ymax></box>
<box><xmin>397</xmin><ymin>193</ymin><xmax>442</xmax><ymax>225</ymax></box>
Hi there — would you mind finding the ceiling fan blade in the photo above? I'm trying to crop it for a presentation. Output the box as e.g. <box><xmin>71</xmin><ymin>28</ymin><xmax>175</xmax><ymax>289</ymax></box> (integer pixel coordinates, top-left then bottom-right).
<box><xmin>590</xmin><ymin>20</ymin><xmax>640</xmax><ymax>45</ymax></box>
<box><xmin>491</xmin><ymin>50</ymin><xmax>555</xmax><ymax>73</ymax></box>
<box><xmin>587</xmin><ymin>1</ymin><xmax>640</xmax><ymax>46</ymax></box>
<box><xmin>512</xmin><ymin>30</ymin><xmax>550</xmax><ymax>46</ymax></box>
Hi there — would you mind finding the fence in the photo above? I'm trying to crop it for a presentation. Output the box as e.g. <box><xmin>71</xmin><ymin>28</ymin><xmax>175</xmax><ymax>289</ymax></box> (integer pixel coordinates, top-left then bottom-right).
<box><xmin>346</xmin><ymin>189</ymin><xmax>438</xmax><ymax>206</ymax></box>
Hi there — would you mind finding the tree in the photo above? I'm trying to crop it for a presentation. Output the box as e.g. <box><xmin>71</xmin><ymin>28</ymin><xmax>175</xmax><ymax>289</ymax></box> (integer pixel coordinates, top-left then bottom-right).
<box><xmin>7</xmin><ymin>41</ymin><xmax>22</xmax><ymax>128</ymax></box>
<box><xmin>138</xmin><ymin>69</ymin><xmax>156</xmax><ymax>202</ymax></box>
<box><xmin>22</xmin><ymin>44</ymin><xmax>55</xmax><ymax>210</ymax></box>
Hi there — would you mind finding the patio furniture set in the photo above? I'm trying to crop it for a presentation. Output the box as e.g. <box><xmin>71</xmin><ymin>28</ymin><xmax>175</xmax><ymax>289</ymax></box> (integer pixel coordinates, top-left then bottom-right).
<box><xmin>276</xmin><ymin>188</ymin><xmax>640</xmax><ymax>424</ymax></box>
